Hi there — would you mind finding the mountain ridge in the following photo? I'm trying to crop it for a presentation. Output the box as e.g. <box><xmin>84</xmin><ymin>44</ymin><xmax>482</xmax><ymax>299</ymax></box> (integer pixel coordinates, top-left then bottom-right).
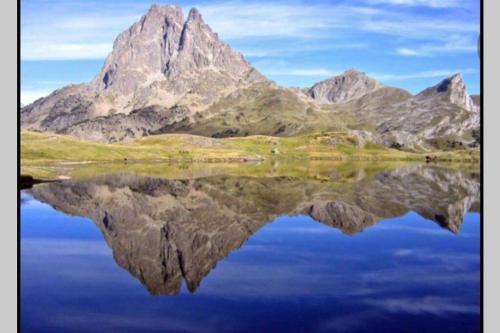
<box><xmin>21</xmin><ymin>4</ymin><xmax>480</xmax><ymax>151</ymax></box>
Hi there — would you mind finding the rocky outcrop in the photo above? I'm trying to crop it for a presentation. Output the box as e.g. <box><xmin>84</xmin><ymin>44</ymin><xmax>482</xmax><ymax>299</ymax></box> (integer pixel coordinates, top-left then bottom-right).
<box><xmin>28</xmin><ymin>166</ymin><xmax>479</xmax><ymax>295</ymax></box>
<box><xmin>60</xmin><ymin>105</ymin><xmax>190</xmax><ymax>142</ymax></box>
<box><xmin>416</xmin><ymin>73</ymin><xmax>478</xmax><ymax>113</ymax></box>
<box><xmin>20</xmin><ymin>84</ymin><xmax>96</xmax><ymax>132</ymax></box>
<box><xmin>372</xmin><ymin>74</ymin><xmax>480</xmax><ymax>150</ymax></box>
<box><xmin>308</xmin><ymin>69</ymin><xmax>382</xmax><ymax>103</ymax></box>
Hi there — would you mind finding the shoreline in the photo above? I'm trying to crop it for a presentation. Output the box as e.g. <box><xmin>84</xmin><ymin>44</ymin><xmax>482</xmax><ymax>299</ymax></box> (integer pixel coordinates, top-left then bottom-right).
<box><xmin>21</xmin><ymin>130</ymin><xmax>480</xmax><ymax>181</ymax></box>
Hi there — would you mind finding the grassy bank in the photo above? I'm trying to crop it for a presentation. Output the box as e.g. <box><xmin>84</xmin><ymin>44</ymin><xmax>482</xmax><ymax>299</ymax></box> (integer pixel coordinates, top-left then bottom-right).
<box><xmin>22</xmin><ymin>130</ymin><xmax>479</xmax><ymax>163</ymax></box>
<box><xmin>21</xmin><ymin>130</ymin><xmax>479</xmax><ymax>180</ymax></box>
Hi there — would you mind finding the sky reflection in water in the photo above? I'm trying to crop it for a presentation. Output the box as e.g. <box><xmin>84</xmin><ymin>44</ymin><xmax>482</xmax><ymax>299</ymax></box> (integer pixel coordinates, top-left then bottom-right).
<box><xmin>20</xmin><ymin>168</ymin><xmax>480</xmax><ymax>333</ymax></box>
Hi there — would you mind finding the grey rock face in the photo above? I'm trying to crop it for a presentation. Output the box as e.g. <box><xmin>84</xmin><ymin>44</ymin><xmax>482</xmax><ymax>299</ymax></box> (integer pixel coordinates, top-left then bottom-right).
<box><xmin>416</xmin><ymin>73</ymin><xmax>478</xmax><ymax>113</ymax></box>
<box><xmin>61</xmin><ymin>105</ymin><xmax>190</xmax><ymax>143</ymax></box>
<box><xmin>92</xmin><ymin>5</ymin><xmax>185</xmax><ymax>95</ymax></box>
<box><xmin>93</xmin><ymin>6</ymin><xmax>264</xmax><ymax>97</ymax></box>
<box><xmin>372</xmin><ymin>73</ymin><xmax>480</xmax><ymax>150</ymax></box>
<box><xmin>308</xmin><ymin>69</ymin><xmax>382</xmax><ymax>103</ymax></box>
<box><xmin>20</xmin><ymin>84</ymin><xmax>96</xmax><ymax>131</ymax></box>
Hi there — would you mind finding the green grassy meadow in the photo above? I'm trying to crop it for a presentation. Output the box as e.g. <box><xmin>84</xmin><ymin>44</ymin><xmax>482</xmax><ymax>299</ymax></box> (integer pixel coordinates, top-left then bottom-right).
<box><xmin>21</xmin><ymin>130</ymin><xmax>479</xmax><ymax>180</ymax></box>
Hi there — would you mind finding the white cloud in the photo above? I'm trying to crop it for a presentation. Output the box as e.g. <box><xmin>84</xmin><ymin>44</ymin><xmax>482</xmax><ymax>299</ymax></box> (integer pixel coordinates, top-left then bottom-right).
<box><xmin>20</xmin><ymin>1</ymin><xmax>479</xmax><ymax>60</ymax></box>
<box><xmin>361</xmin><ymin>18</ymin><xmax>477</xmax><ymax>38</ymax></box>
<box><xmin>371</xmin><ymin>68</ymin><xmax>476</xmax><ymax>81</ymax></box>
<box><xmin>239</xmin><ymin>42</ymin><xmax>369</xmax><ymax>58</ymax></box>
<box><xmin>396</xmin><ymin>35</ymin><xmax>478</xmax><ymax>56</ymax></box>
<box><xmin>256</xmin><ymin>65</ymin><xmax>475</xmax><ymax>81</ymax></box>
<box><xmin>365</xmin><ymin>0</ymin><xmax>468</xmax><ymax>8</ymax></box>
<box><xmin>198</xmin><ymin>2</ymin><xmax>477</xmax><ymax>40</ymax></box>
<box><xmin>194</xmin><ymin>3</ymin><xmax>367</xmax><ymax>39</ymax></box>
<box><xmin>365</xmin><ymin>296</ymin><xmax>479</xmax><ymax>315</ymax></box>
<box><xmin>394</xmin><ymin>248</ymin><xmax>416</xmax><ymax>256</ymax></box>
<box><xmin>397</xmin><ymin>48</ymin><xmax>421</xmax><ymax>56</ymax></box>
<box><xmin>21</xmin><ymin>90</ymin><xmax>52</xmax><ymax>105</ymax></box>
<box><xmin>22</xmin><ymin>43</ymin><xmax>112</xmax><ymax>61</ymax></box>
<box><xmin>264</xmin><ymin>68</ymin><xmax>341</xmax><ymax>77</ymax></box>
<box><xmin>21</xmin><ymin>5</ymin><xmax>141</xmax><ymax>60</ymax></box>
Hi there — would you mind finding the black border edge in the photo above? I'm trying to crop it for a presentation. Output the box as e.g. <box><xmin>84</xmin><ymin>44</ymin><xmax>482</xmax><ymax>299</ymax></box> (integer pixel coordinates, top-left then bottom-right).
<box><xmin>17</xmin><ymin>0</ymin><xmax>21</xmax><ymax>330</ymax></box>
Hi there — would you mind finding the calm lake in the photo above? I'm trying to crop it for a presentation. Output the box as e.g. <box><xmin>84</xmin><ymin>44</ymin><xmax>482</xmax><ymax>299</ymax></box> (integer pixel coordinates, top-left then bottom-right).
<box><xmin>20</xmin><ymin>164</ymin><xmax>481</xmax><ymax>332</ymax></box>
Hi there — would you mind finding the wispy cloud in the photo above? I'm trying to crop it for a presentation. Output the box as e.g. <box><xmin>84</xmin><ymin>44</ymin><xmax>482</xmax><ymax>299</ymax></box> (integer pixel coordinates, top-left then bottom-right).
<box><xmin>239</xmin><ymin>42</ymin><xmax>369</xmax><ymax>58</ymax></box>
<box><xmin>370</xmin><ymin>68</ymin><xmax>476</xmax><ymax>81</ymax></box>
<box><xmin>199</xmin><ymin>1</ymin><xmax>478</xmax><ymax>41</ymax></box>
<box><xmin>21</xmin><ymin>1</ymin><xmax>143</xmax><ymax>60</ymax></box>
<box><xmin>254</xmin><ymin>65</ymin><xmax>475</xmax><ymax>82</ymax></box>
<box><xmin>396</xmin><ymin>35</ymin><xmax>478</xmax><ymax>56</ymax></box>
<box><xmin>21</xmin><ymin>0</ymin><xmax>479</xmax><ymax>60</ymax></box>
<box><xmin>364</xmin><ymin>296</ymin><xmax>479</xmax><ymax>315</ymax></box>
<box><xmin>20</xmin><ymin>0</ymin><xmax>480</xmax><ymax>94</ymax></box>
<box><xmin>195</xmin><ymin>3</ymin><xmax>338</xmax><ymax>39</ymax></box>
<box><xmin>22</xmin><ymin>43</ymin><xmax>112</xmax><ymax>61</ymax></box>
<box><xmin>365</xmin><ymin>0</ymin><xmax>470</xmax><ymax>8</ymax></box>
<box><xmin>264</xmin><ymin>68</ymin><xmax>342</xmax><ymax>77</ymax></box>
<box><xmin>21</xmin><ymin>90</ymin><xmax>52</xmax><ymax>105</ymax></box>
<box><xmin>361</xmin><ymin>18</ymin><xmax>477</xmax><ymax>38</ymax></box>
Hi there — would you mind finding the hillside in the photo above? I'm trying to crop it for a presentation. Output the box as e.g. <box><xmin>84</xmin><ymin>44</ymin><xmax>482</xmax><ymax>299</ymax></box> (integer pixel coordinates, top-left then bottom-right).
<box><xmin>21</xmin><ymin>130</ymin><xmax>412</xmax><ymax>163</ymax></box>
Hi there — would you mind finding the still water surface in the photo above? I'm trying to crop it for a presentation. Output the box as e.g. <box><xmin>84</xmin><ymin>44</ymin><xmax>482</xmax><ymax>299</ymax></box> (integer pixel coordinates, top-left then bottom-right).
<box><xmin>21</xmin><ymin>164</ymin><xmax>480</xmax><ymax>332</ymax></box>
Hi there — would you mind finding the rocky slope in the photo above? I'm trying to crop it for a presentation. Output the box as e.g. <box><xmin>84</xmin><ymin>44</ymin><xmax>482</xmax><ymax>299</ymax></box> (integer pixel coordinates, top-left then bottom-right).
<box><xmin>308</xmin><ymin>69</ymin><xmax>382</xmax><ymax>103</ymax></box>
<box><xmin>21</xmin><ymin>5</ymin><xmax>480</xmax><ymax>151</ymax></box>
<box><xmin>373</xmin><ymin>74</ymin><xmax>480</xmax><ymax>150</ymax></box>
<box><xmin>29</xmin><ymin>166</ymin><xmax>479</xmax><ymax>295</ymax></box>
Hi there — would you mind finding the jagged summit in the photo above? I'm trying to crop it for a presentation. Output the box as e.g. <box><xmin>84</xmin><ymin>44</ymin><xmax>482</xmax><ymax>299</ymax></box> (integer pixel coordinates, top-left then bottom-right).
<box><xmin>343</xmin><ymin>68</ymin><xmax>367</xmax><ymax>76</ymax></box>
<box><xmin>92</xmin><ymin>4</ymin><xmax>264</xmax><ymax>96</ymax></box>
<box><xmin>92</xmin><ymin>4</ymin><xmax>184</xmax><ymax>93</ymax></box>
<box><xmin>417</xmin><ymin>73</ymin><xmax>477</xmax><ymax>112</ymax></box>
<box><xmin>437</xmin><ymin>73</ymin><xmax>463</xmax><ymax>92</ymax></box>
<box><xmin>187</xmin><ymin>7</ymin><xmax>202</xmax><ymax>21</ymax></box>
<box><xmin>308</xmin><ymin>68</ymin><xmax>382</xmax><ymax>103</ymax></box>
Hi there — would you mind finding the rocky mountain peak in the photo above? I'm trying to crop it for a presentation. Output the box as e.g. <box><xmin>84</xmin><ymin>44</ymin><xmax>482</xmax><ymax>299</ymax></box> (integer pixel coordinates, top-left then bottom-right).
<box><xmin>170</xmin><ymin>6</ymin><xmax>257</xmax><ymax>80</ymax></box>
<box><xmin>308</xmin><ymin>68</ymin><xmax>382</xmax><ymax>103</ymax></box>
<box><xmin>437</xmin><ymin>73</ymin><xmax>465</xmax><ymax>93</ymax></box>
<box><xmin>90</xmin><ymin>4</ymin><xmax>265</xmax><ymax>97</ymax></box>
<box><xmin>417</xmin><ymin>73</ymin><xmax>477</xmax><ymax>112</ymax></box>
<box><xmin>79</xmin><ymin>5</ymin><xmax>270</xmax><ymax>118</ymax></box>
<box><xmin>148</xmin><ymin>3</ymin><xmax>183</xmax><ymax>17</ymax></box>
<box><xmin>343</xmin><ymin>68</ymin><xmax>365</xmax><ymax>76</ymax></box>
<box><xmin>187</xmin><ymin>7</ymin><xmax>202</xmax><ymax>21</ymax></box>
<box><xmin>91</xmin><ymin>4</ymin><xmax>184</xmax><ymax>94</ymax></box>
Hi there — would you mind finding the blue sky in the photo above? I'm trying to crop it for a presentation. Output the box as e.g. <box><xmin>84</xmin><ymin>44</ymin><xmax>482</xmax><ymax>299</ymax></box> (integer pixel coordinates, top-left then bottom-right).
<box><xmin>21</xmin><ymin>0</ymin><xmax>480</xmax><ymax>104</ymax></box>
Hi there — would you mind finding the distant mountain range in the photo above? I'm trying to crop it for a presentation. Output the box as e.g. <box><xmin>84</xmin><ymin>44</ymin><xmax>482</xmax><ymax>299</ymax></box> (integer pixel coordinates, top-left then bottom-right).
<box><xmin>21</xmin><ymin>5</ymin><xmax>480</xmax><ymax>151</ymax></box>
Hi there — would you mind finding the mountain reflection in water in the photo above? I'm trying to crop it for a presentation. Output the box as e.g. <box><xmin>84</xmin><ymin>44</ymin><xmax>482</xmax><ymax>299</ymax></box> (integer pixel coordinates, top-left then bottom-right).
<box><xmin>25</xmin><ymin>165</ymin><xmax>480</xmax><ymax>296</ymax></box>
